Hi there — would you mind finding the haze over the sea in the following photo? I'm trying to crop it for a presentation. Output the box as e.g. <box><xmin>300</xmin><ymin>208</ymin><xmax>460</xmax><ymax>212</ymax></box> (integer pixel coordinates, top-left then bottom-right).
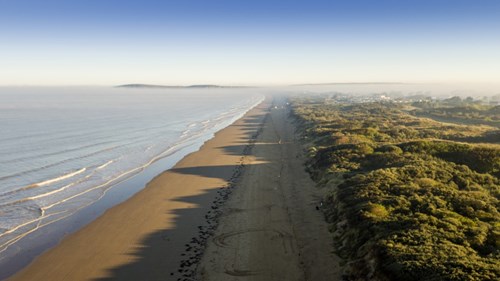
<box><xmin>1</xmin><ymin>0</ymin><xmax>499</xmax><ymax>86</ymax></box>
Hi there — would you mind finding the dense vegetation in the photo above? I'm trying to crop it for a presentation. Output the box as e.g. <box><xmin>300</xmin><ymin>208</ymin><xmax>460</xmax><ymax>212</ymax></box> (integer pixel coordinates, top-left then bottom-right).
<box><xmin>410</xmin><ymin>96</ymin><xmax>500</xmax><ymax>128</ymax></box>
<box><xmin>291</xmin><ymin>96</ymin><xmax>500</xmax><ymax>281</ymax></box>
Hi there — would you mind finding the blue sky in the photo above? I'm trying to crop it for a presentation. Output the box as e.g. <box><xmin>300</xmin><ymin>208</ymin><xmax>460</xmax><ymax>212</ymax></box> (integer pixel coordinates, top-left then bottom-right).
<box><xmin>0</xmin><ymin>0</ymin><xmax>499</xmax><ymax>85</ymax></box>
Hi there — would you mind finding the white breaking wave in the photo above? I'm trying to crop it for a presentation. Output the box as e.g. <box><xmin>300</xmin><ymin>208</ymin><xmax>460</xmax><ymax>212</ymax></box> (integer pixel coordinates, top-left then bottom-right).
<box><xmin>29</xmin><ymin>168</ymin><xmax>87</xmax><ymax>188</ymax></box>
<box><xmin>96</xmin><ymin>160</ymin><xmax>114</xmax><ymax>170</ymax></box>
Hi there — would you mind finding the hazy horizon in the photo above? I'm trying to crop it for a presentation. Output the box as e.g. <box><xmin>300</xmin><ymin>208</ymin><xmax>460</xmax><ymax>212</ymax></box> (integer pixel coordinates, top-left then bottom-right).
<box><xmin>1</xmin><ymin>0</ymin><xmax>499</xmax><ymax>86</ymax></box>
<box><xmin>2</xmin><ymin>83</ymin><xmax>500</xmax><ymax>98</ymax></box>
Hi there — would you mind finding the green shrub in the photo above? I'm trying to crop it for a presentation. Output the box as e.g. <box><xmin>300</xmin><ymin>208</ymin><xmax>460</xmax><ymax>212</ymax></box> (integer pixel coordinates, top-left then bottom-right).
<box><xmin>291</xmin><ymin>97</ymin><xmax>500</xmax><ymax>281</ymax></box>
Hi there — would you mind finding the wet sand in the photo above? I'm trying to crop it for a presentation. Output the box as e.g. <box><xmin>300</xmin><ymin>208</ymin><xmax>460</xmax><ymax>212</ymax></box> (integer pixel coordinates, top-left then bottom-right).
<box><xmin>8</xmin><ymin>95</ymin><xmax>341</xmax><ymax>281</ymax></box>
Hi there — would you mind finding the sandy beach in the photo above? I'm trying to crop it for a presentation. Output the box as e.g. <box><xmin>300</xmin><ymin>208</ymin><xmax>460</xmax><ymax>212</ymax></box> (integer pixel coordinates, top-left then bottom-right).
<box><xmin>197</xmin><ymin>96</ymin><xmax>341</xmax><ymax>281</ymax></box>
<box><xmin>8</xmin><ymin>95</ymin><xmax>341</xmax><ymax>281</ymax></box>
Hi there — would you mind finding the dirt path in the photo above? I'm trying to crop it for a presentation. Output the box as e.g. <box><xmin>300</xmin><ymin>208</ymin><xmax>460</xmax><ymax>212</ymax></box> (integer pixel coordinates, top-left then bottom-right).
<box><xmin>198</xmin><ymin>96</ymin><xmax>341</xmax><ymax>281</ymax></box>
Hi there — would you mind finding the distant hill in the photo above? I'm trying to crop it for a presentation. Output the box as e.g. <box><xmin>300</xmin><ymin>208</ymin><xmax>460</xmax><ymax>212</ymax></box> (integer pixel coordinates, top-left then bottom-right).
<box><xmin>116</xmin><ymin>84</ymin><xmax>249</xmax><ymax>89</ymax></box>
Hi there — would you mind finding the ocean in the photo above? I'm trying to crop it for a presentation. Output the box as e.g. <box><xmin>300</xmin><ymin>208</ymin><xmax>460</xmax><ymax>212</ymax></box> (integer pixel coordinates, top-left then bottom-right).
<box><xmin>0</xmin><ymin>87</ymin><xmax>264</xmax><ymax>267</ymax></box>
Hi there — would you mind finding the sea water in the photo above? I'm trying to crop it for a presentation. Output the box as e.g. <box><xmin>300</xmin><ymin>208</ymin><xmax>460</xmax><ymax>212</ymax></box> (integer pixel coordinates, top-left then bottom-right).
<box><xmin>0</xmin><ymin>87</ymin><xmax>264</xmax><ymax>260</ymax></box>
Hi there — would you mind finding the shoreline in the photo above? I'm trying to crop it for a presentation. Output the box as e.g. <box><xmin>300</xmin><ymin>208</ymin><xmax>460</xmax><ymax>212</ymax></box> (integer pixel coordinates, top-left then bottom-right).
<box><xmin>6</xmin><ymin>98</ymin><xmax>270</xmax><ymax>281</ymax></box>
<box><xmin>0</xmin><ymin>141</ymin><xmax>205</xmax><ymax>280</ymax></box>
